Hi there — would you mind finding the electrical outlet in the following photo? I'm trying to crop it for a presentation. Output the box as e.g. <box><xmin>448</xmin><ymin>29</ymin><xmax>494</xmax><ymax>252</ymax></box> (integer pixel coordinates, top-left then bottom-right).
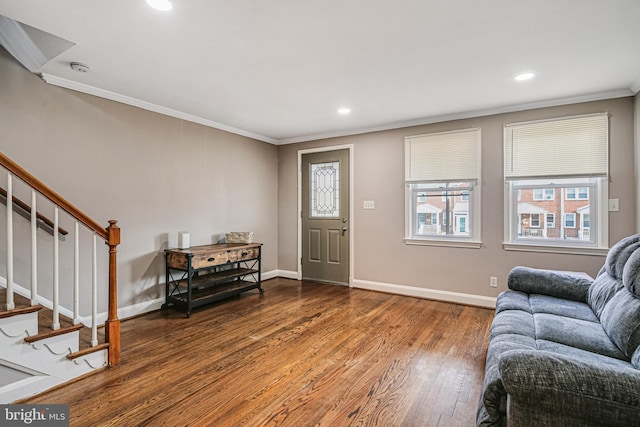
<box><xmin>490</xmin><ymin>277</ymin><xmax>498</xmax><ymax>288</ymax></box>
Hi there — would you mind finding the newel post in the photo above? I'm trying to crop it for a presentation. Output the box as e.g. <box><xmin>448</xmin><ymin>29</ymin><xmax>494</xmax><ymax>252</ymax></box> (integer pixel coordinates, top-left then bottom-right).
<box><xmin>105</xmin><ymin>220</ymin><xmax>121</xmax><ymax>366</ymax></box>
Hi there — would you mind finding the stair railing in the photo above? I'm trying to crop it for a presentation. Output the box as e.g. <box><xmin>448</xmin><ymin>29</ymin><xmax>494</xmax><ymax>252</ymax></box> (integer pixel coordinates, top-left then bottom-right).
<box><xmin>0</xmin><ymin>152</ymin><xmax>121</xmax><ymax>366</ymax></box>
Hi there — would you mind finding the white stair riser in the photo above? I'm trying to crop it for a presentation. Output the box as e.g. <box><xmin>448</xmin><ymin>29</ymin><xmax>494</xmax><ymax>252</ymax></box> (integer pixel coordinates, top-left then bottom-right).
<box><xmin>0</xmin><ymin>312</ymin><xmax>39</xmax><ymax>343</ymax></box>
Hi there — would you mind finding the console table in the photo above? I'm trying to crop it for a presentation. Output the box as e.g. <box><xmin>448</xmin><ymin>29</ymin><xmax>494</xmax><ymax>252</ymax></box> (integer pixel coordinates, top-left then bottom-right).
<box><xmin>163</xmin><ymin>243</ymin><xmax>263</xmax><ymax>317</ymax></box>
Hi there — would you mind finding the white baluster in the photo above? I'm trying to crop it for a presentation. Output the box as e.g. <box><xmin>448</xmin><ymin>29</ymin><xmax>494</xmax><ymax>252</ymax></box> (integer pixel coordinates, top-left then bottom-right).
<box><xmin>6</xmin><ymin>173</ymin><xmax>14</xmax><ymax>310</ymax></box>
<box><xmin>52</xmin><ymin>206</ymin><xmax>60</xmax><ymax>330</ymax></box>
<box><xmin>31</xmin><ymin>190</ymin><xmax>38</xmax><ymax>305</ymax></box>
<box><xmin>91</xmin><ymin>234</ymin><xmax>98</xmax><ymax>346</ymax></box>
<box><xmin>73</xmin><ymin>221</ymin><xmax>80</xmax><ymax>325</ymax></box>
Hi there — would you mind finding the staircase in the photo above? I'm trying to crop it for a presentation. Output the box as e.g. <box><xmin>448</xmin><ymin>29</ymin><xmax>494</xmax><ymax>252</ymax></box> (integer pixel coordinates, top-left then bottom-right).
<box><xmin>0</xmin><ymin>152</ymin><xmax>120</xmax><ymax>403</ymax></box>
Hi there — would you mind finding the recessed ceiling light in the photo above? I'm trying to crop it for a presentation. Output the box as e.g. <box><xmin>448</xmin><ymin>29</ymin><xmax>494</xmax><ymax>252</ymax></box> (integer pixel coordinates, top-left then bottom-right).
<box><xmin>146</xmin><ymin>0</ymin><xmax>172</xmax><ymax>11</ymax></box>
<box><xmin>515</xmin><ymin>72</ymin><xmax>535</xmax><ymax>81</ymax></box>
<box><xmin>337</xmin><ymin>107</ymin><xmax>351</xmax><ymax>115</ymax></box>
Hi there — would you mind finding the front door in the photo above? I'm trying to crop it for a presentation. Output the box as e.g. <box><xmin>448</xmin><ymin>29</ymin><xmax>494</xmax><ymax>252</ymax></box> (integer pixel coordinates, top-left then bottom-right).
<box><xmin>301</xmin><ymin>149</ymin><xmax>350</xmax><ymax>285</ymax></box>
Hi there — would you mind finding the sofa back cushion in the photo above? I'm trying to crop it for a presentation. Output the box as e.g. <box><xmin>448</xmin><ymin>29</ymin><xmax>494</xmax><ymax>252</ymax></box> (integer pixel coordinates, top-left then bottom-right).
<box><xmin>604</xmin><ymin>234</ymin><xmax>640</xmax><ymax>280</ymax></box>
<box><xmin>599</xmin><ymin>288</ymin><xmax>640</xmax><ymax>359</ymax></box>
<box><xmin>588</xmin><ymin>234</ymin><xmax>640</xmax><ymax>316</ymax></box>
<box><xmin>590</xmin><ymin>233</ymin><xmax>640</xmax><ymax>359</ymax></box>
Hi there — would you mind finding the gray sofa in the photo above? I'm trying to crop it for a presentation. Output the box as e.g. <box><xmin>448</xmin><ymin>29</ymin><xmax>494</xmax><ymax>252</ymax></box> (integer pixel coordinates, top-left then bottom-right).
<box><xmin>477</xmin><ymin>234</ymin><xmax>640</xmax><ymax>426</ymax></box>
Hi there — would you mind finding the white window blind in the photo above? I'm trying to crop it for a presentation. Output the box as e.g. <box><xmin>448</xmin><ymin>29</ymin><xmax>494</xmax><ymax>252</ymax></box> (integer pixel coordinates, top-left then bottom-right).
<box><xmin>405</xmin><ymin>128</ymin><xmax>480</xmax><ymax>182</ymax></box>
<box><xmin>504</xmin><ymin>113</ymin><xmax>608</xmax><ymax>180</ymax></box>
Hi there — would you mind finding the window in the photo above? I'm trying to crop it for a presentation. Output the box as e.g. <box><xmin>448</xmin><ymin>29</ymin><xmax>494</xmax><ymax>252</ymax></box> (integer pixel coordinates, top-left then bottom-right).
<box><xmin>566</xmin><ymin>187</ymin><xmax>589</xmax><ymax>200</ymax></box>
<box><xmin>409</xmin><ymin>182</ymin><xmax>474</xmax><ymax>237</ymax></box>
<box><xmin>533</xmin><ymin>188</ymin><xmax>555</xmax><ymax>200</ymax></box>
<box><xmin>546</xmin><ymin>213</ymin><xmax>555</xmax><ymax>228</ymax></box>
<box><xmin>405</xmin><ymin>128</ymin><xmax>481</xmax><ymax>247</ymax></box>
<box><xmin>504</xmin><ymin>113</ymin><xmax>608</xmax><ymax>253</ymax></box>
<box><xmin>530</xmin><ymin>214</ymin><xmax>541</xmax><ymax>228</ymax></box>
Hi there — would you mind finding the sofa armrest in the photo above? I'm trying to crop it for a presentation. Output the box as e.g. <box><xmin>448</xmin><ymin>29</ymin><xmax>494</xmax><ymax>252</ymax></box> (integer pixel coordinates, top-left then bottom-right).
<box><xmin>508</xmin><ymin>266</ymin><xmax>592</xmax><ymax>302</ymax></box>
<box><xmin>499</xmin><ymin>350</ymin><xmax>640</xmax><ymax>427</ymax></box>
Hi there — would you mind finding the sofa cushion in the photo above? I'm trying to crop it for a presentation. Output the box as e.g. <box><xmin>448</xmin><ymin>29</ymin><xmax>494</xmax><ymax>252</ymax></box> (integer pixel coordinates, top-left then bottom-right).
<box><xmin>534</xmin><ymin>313</ymin><xmax>626</xmax><ymax>360</ymax></box>
<box><xmin>537</xmin><ymin>340</ymin><xmax>634</xmax><ymax>369</ymax></box>
<box><xmin>623</xmin><ymin>248</ymin><xmax>640</xmax><ymax>297</ymax></box>
<box><xmin>600</xmin><ymin>288</ymin><xmax>640</xmax><ymax>358</ymax></box>
<box><xmin>528</xmin><ymin>294</ymin><xmax>598</xmax><ymax>322</ymax></box>
<box><xmin>589</xmin><ymin>273</ymin><xmax>624</xmax><ymax>317</ymax></box>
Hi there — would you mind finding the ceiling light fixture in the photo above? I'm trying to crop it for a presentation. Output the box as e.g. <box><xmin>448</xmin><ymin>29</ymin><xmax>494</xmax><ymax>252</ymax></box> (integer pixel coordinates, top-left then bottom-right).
<box><xmin>337</xmin><ymin>107</ymin><xmax>351</xmax><ymax>115</ymax></box>
<box><xmin>146</xmin><ymin>0</ymin><xmax>172</xmax><ymax>11</ymax></box>
<box><xmin>514</xmin><ymin>72</ymin><xmax>535</xmax><ymax>81</ymax></box>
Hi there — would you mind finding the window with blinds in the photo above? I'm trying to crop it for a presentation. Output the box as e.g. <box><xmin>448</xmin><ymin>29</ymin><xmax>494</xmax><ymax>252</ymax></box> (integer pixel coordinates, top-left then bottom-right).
<box><xmin>503</xmin><ymin>113</ymin><xmax>609</xmax><ymax>252</ymax></box>
<box><xmin>504</xmin><ymin>113</ymin><xmax>608</xmax><ymax>180</ymax></box>
<box><xmin>404</xmin><ymin>128</ymin><xmax>482</xmax><ymax>247</ymax></box>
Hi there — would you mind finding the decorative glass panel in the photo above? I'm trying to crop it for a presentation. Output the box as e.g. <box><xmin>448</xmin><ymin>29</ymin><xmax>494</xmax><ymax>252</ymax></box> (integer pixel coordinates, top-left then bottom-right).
<box><xmin>310</xmin><ymin>161</ymin><xmax>340</xmax><ymax>218</ymax></box>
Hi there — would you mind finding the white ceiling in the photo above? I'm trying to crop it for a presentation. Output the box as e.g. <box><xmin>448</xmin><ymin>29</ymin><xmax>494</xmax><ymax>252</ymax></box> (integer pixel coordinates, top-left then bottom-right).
<box><xmin>1</xmin><ymin>0</ymin><xmax>639</xmax><ymax>144</ymax></box>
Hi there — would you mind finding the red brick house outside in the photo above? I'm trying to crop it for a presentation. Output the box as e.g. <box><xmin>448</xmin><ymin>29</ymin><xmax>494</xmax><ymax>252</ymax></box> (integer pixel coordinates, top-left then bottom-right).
<box><xmin>517</xmin><ymin>187</ymin><xmax>590</xmax><ymax>241</ymax></box>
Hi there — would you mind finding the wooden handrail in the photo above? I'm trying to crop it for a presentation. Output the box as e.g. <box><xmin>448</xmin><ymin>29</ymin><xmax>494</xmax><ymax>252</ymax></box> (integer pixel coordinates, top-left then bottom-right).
<box><xmin>0</xmin><ymin>187</ymin><xmax>69</xmax><ymax>235</ymax></box>
<box><xmin>0</xmin><ymin>152</ymin><xmax>108</xmax><ymax>241</ymax></box>
<box><xmin>1</xmin><ymin>151</ymin><xmax>121</xmax><ymax>366</ymax></box>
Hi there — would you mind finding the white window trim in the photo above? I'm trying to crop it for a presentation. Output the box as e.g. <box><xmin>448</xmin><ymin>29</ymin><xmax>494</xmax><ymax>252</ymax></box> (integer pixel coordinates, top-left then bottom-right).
<box><xmin>566</xmin><ymin>187</ymin><xmax>589</xmax><ymax>200</ymax></box>
<box><xmin>533</xmin><ymin>188</ymin><xmax>554</xmax><ymax>201</ymax></box>
<box><xmin>503</xmin><ymin>179</ymin><xmax>608</xmax><ymax>254</ymax></box>
<box><xmin>405</xmin><ymin>182</ymin><xmax>482</xmax><ymax>248</ymax></box>
<box><xmin>546</xmin><ymin>213</ymin><xmax>556</xmax><ymax>228</ymax></box>
<box><xmin>564</xmin><ymin>212</ymin><xmax>577</xmax><ymax>229</ymax></box>
<box><xmin>530</xmin><ymin>214</ymin><xmax>541</xmax><ymax>228</ymax></box>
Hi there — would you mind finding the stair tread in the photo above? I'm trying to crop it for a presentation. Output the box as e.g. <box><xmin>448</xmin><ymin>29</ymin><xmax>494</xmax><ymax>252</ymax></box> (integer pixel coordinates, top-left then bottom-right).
<box><xmin>0</xmin><ymin>304</ymin><xmax>44</xmax><ymax>319</ymax></box>
<box><xmin>24</xmin><ymin>323</ymin><xmax>85</xmax><ymax>343</ymax></box>
<box><xmin>67</xmin><ymin>343</ymin><xmax>109</xmax><ymax>360</ymax></box>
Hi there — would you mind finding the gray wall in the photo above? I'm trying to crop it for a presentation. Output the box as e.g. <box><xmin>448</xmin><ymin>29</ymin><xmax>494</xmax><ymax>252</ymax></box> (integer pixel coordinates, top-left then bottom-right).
<box><xmin>0</xmin><ymin>48</ymin><xmax>279</xmax><ymax>313</ymax></box>
<box><xmin>278</xmin><ymin>97</ymin><xmax>636</xmax><ymax>298</ymax></box>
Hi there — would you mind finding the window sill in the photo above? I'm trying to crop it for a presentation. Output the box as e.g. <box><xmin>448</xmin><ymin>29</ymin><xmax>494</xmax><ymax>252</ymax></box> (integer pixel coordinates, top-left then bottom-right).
<box><xmin>404</xmin><ymin>238</ymin><xmax>482</xmax><ymax>249</ymax></box>
<box><xmin>503</xmin><ymin>242</ymin><xmax>608</xmax><ymax>256</ymax></box>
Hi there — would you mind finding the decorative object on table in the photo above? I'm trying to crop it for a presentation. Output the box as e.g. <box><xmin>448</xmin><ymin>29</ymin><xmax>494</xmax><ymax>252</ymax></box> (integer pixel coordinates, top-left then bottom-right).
<box><xmin>178</xmin><ymin>231</ymin><xmax>190</xmax><ymax>249</ymax></box>
<box><xmin>225</xmin><ymin>231</ymin><xmax>254</xmax><ymax>244</ymax></box>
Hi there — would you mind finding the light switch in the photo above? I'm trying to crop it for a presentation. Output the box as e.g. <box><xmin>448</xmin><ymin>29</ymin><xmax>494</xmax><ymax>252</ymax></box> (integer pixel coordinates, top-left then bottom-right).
<box><xmin>608</xmin><ymin>198</ymin><xmax>620</xmax><ymax>212</ymax></box>
<box><xmin>363</xmin><ymin>200</ymin><xmax>375</xmax><ymax>209</ymax></box>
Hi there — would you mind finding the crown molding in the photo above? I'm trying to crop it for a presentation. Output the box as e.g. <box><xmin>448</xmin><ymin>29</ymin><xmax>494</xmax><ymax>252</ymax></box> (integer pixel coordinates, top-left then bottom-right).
<box><xmin>39</xmin><ymin>73</ymin><xmax>634</xmax><ymax>146</ymax></box>
<box><xmin>40</xmin><ymin>73</ymin><xmax>278</xmax><ymax>144</ymax></box>
<box><xmin>277</xmin><ymin>88</ymin><xmax>635</xmax><ymax>145</ymax></box>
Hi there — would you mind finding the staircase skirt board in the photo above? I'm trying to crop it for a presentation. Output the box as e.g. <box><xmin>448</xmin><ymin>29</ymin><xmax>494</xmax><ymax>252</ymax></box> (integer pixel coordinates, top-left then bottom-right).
<box><xmin>0</xmin><ymin>306</ymin><xmax>108</xmax><ymax>403</ymax></box>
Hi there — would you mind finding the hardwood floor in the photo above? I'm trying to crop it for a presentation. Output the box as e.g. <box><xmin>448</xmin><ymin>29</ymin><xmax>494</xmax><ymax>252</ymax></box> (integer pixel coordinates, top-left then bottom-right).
<box><xmin>21</xmin><ymin>278</ymin><xmax>494</xmax><ymax>426</ymax></box>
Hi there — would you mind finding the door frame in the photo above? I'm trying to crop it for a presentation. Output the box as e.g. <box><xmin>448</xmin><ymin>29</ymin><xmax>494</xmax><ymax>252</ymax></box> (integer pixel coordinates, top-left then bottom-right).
<box><xmin>297</xmin><ymin>144</ymin><xmax>354</xmax><ymax>286</ymax></box>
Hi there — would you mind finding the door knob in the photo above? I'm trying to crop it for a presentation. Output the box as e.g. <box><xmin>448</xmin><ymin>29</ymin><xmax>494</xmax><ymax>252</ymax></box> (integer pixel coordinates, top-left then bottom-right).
<box><xmin>341</xmin><ymin>226</ymin><xmax>348</xmax><ymax>236</ymax></box>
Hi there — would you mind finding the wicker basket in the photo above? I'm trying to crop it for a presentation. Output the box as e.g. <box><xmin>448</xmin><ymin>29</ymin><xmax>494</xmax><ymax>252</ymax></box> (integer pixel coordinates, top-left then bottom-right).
<box><xmin>226</xmin><ymin>232</ymin><xmax>254</xmax><ymax>244</ymax></box>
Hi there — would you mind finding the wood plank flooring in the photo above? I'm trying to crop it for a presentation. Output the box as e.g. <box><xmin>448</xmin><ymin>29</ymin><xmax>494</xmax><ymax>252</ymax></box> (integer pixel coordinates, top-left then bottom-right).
<box><xmin>20</xmin><ymin>278</ymin><xmax>494</xmax><ymax>427</ymax></box>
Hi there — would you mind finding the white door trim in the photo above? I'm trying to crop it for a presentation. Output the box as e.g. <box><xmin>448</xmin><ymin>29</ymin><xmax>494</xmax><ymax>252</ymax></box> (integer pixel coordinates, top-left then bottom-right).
<box><xmin>297</xmin><ymin>144</ymin><xmax>355</xmax><ymax>286</ymax></box>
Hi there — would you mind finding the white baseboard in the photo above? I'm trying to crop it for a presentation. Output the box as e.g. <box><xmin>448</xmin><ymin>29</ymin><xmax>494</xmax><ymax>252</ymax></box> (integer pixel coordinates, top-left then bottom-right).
<box><xmin>268</xmin><ymin>270</ymin><xmax>298</xmax><ymax>280</ymax></box>
<box><xmin>2</xmin><ymin>272</ymin><xmax>496</xmax><ymax>325</ymax></box>
<box><xmin>351</xmin><ymin>279</ymin><xmax>497</xmax><ymax>308</ymax></box>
